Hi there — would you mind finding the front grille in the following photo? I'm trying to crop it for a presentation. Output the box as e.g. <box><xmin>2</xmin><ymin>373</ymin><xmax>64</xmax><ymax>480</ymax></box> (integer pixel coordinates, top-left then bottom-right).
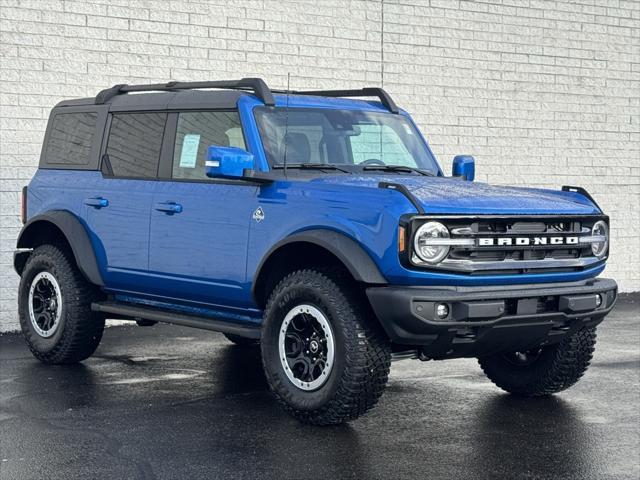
<box><xmin>449</xmin><ymin>219</ymin><xmax>589</xmax><ymax>262</ymax></box>
<box><xmin>407</xmin><ymin>215</ymin><xmax>607</xmax><ymax>275</ymax></box>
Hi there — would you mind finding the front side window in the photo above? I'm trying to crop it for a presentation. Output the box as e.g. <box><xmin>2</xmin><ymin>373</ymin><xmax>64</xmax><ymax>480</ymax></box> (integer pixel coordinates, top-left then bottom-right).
<box><xmin>172</xmin><ymin>111</ymin><xmax>245</xmax><ymax>181</ymax></box>
<box><xmin>45</xmin><ymin>112</ymin><xmax>97</xmax><ymax>166</ymax></box>
<box><xmin>254</xmin><ymin>107</ymin><xmax>438</xmax><ymax>173</ymax></box>
<box><xmin>105</xmin><ymin>113</ymin><xmax>167</xmax><ymax>179</ymax></box>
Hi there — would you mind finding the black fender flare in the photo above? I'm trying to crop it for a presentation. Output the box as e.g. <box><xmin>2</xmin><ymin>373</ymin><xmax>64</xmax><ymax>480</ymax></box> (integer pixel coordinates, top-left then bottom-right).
<box><xmin>15</xmin><ymin>210</ymin><xmax>104</xmax><ymax>286</ymax></box>
<box><xmin>251</xmin><ymin>229</ymin><xmax>388</xmax><ymax>302</ymax></box>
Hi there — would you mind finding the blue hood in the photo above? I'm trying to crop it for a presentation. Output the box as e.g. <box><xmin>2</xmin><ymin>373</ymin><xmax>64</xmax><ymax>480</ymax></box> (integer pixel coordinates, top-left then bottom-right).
<box><xmin>311</xmin><ymin>175</ymin><xmax>601</xmax><ymax>215</ymax></box>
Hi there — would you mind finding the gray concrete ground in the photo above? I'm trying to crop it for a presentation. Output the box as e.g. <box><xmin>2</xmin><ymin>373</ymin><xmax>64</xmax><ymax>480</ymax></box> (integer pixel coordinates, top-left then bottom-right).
<box><xmin>1</xmin><ymin>296</ymin><xmax>638</xmax><ymax>480</ymax></box>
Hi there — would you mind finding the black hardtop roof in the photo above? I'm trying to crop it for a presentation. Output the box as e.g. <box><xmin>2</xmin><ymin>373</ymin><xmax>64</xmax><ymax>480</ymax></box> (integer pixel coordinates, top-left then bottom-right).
<box><xmin>56</xmin><ymin>89</ymin><xmax>246</xmax><ymax>111</ymax></box>
<box><xmin>54</xmin><ymin>77</ymin><xmax>399</xmax><ymax>113</ymax></box>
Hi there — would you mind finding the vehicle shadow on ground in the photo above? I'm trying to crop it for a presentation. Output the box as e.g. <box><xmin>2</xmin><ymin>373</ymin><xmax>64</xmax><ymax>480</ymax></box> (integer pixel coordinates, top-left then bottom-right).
<box><xmin>2</xmin><ymin>330</ymin><xmax>635</xmax><ymax>479</ymax></box>
<box><xmin>466</xmin><ymin>395</ymin><xmax>597</xmax><ymax>479</ymax></box>
<box><xmin>214</xmin><ymin>344</ymin><xmax>269</xmax><ymax>394</ymax></box>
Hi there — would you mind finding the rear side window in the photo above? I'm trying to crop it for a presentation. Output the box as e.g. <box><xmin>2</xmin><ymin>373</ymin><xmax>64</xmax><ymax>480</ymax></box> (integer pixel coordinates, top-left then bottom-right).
<box><xmin>45</xmin><ymin>112</ymin><xmax>97</xmax><ymax>166</ymax></box>
<box><xmin>105</xmin><ymin>113</ymin><xmax>167</xmax><ymax>179</ymax></box>
<box><xmin>172</xmin><ymin>111</ymin><xmax>245</xmax><ymax>181</ymax></box>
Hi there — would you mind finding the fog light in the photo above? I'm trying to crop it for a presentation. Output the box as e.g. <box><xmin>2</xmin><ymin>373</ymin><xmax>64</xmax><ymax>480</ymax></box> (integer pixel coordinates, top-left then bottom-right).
<box><xmin>436</xmin><ymin>303</ymin><xmax>450</xmax><ymax>319</ymax></box>
<box><xmin>595</xmin><ymin>294</ymin><xmax>602</xmax><ymax>307</ymax></box>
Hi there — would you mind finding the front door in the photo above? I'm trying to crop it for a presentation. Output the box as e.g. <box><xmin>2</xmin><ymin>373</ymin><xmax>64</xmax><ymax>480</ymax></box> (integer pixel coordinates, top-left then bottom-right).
<box><xmin>147</xmin><ymin>111</ymin><xmax>258</xmax><ymax>311</ymax></box>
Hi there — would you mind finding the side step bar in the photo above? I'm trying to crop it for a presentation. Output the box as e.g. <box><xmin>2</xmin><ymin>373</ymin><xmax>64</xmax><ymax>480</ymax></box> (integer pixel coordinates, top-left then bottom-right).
<box><xmin>91</xmin><ymin>301</ymin><xmax>261</xmax><ymax>339</ymax></box>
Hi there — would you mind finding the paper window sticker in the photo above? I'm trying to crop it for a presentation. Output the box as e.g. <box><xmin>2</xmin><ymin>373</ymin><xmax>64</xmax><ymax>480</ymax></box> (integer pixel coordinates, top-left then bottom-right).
<box><xmin>179</xmin><ymin>134</ymin><xmax>201</xmax><ymax>168</ymax></box>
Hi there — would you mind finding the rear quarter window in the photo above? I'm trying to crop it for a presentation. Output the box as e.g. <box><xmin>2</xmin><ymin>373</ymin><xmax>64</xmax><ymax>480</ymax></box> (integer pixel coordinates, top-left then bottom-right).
<box><xmin>44</xmin><ymin>112</ymin><xmax>97</xmax><ymax>166</ymax></box>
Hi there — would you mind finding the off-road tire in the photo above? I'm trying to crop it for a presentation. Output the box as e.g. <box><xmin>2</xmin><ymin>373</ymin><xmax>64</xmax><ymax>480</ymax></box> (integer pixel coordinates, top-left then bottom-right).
<box><xmin>478</xmin><ymin>326</ymin><xmax>597</xmax><ymax>396</ymax></box>
<box><xmin>261</xmin><ymin>269</ymin><xmax>391</xmax><ymax>425</ymax></box>
<box><xmin>18</xmin><ymin>244</ymin><xmax>104</xmax><ymax>364</ymax></box>
<box><xmin>224</xmin><ymin>333</ymin><xmax>259</xmax><ymax>346</ymax></box>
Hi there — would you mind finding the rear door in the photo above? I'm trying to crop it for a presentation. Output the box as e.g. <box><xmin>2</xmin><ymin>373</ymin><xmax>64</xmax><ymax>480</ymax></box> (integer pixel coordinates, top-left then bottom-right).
<box><xmin>84</xmin><ymin>112</ymin><xmax>167</xmax><ymax>291</ymax></box>
<box><xmin>147</xmin><ymin>110</ymin><xmax>259</xmax><ymax>310</ymax></box>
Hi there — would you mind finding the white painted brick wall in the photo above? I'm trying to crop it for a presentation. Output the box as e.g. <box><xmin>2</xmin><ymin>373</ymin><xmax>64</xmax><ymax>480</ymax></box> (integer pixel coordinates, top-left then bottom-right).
<box><xmin>1</xmin><ymin>0</ymin><xmax>638</xmax><ymax>331</ymax></box>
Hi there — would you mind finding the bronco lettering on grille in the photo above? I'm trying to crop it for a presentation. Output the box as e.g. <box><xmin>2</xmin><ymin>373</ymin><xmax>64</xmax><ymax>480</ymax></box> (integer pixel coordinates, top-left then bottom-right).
<box><xmin>478</xmin><ymin>236</ymin><xmax>579</xmax><ymax>247</ymax></box>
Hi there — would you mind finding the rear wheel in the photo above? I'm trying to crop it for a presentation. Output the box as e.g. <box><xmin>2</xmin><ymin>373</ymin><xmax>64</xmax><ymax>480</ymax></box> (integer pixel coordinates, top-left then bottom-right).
<box><xmin>478</xmin><ymin>326</ymin><xmax>597</xmax><ymax>396</ymax></box>
<box><xmin>18</xmin><ymin>244</ymin><xmax>104</xmax><ymax>365</ymax></box>
<box><xmin>261</xmin><ymin>269</ymin><xmax>391</xmax><ymax>425</ymax></box>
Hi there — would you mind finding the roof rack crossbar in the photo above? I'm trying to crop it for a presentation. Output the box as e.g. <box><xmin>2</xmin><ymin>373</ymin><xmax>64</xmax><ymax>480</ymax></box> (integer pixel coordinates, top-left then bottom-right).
<box><xmin>94</xmin><ymin>79</ymin><xmax>399</xmax><ymax>113</ymax></box>
<box><xmin>293</xmin><ymin>88</ymin><xmax>399</xmax><ymax>113</ymax></box>
<box><xmin>95</xmin><ymin>77</ymin><xmax>275</xmax><ymax>106</ymax></box>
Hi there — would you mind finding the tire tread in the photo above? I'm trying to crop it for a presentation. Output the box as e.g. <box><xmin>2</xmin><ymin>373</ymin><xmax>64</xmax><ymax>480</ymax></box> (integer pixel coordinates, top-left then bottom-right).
<box><xmin>262</xmin><ymin>269</ymin><xmax>391</xmax><ymax>425</ymax></box>
<box><xmin>478</xmin><ymin>326</ymin><xmax>597</xmax><ymax>396</ymax></box>
<box><xmin>19</xmin><ymin>244</ymin><xmax>104</xmax><ymax>364</ymax></box>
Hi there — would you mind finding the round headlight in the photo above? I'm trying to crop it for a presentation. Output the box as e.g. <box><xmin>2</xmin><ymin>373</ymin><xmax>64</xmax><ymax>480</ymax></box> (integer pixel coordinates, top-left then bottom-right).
<box><xmin>591</xmin><ymin>220</ymin><xmax>609</xmax><ymax>258</ymax></box>
<box><xmin>413</xmin><ymin>221</ymin><xmax>450</xmax><ymax>264</ymax></box>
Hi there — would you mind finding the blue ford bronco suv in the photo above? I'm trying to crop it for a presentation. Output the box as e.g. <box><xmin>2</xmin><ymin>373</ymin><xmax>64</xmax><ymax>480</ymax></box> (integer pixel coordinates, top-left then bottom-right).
<box><xmin>15</xmin><ymin>78</ymin><xmax>617</xmax><ymax>425</ymax></box>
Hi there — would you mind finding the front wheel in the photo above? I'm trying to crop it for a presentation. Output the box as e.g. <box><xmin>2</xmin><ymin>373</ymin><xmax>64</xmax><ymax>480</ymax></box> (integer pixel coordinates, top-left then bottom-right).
<box><xmin>261</xmin><ymin>269</ymin><xmax>391</xmax><ymax>425</ymax></box>
<box><xmin>478</xmin><ymin>326</ymin><xmax>597</xmax><ymax>396</ymax></box>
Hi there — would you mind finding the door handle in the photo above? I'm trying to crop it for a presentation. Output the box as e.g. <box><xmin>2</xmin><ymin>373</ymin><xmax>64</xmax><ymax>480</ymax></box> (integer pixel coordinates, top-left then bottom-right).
<box><xmin>84</xmin><ymin>197</ymin><xmax>109</xmax><ymax>208</ymax></box>
<box><xmin>154</xmin><ymin>202</ymin><xmax>183</xmax><ymax>214</ymax></box>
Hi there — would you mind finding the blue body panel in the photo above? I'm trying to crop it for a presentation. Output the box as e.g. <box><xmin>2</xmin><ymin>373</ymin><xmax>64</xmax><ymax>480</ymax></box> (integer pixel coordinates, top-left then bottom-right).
<box><xmin>26</xmin><ymin>93</ymin><xmax>607</xmax><ymax>325</ymax></box>
<box><xmin>27</xmin><ymin>171</ymin><xmax>153</xmax><ymax>292</ymax></box>
<box><xmin>309</xmin><ymin>175</ymin><xmax>600</xmax><ymax>215</ymax></box>
<box><xmin>147</xmin><ymin>179</ymin><xmax>258</xmax><ymax>312</ymax></box>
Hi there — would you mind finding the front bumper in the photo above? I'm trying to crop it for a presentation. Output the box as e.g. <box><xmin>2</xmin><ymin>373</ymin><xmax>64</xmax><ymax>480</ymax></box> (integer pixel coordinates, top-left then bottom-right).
<box><xmin>366</xmin><ymin>278</ymin><xmax>617</xmax><ymax>359</ymax></box>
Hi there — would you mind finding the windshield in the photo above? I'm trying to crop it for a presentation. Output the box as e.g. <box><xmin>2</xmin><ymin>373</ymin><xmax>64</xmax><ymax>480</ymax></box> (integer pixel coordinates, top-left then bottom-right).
<box><xmin>254</xmin><ymin>107</ymin><xmax>439</xmax><ymax>174</ymax></box>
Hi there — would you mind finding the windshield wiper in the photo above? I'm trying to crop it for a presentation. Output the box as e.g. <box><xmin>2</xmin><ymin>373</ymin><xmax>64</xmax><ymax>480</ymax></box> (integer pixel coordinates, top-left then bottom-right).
<box><xmin>274</xmin><ymin>163</ymin><xmax>351</xmax><ymax>174</ymax></box>
<box><xmin>362</xmin><ymin>165</ymin><xmax>435</xmax><ymax>176</ymax></box>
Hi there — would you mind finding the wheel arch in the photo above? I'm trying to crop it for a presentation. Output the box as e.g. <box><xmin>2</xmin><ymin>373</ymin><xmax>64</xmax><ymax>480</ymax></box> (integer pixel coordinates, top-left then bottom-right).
<box><xmin>15</xmin><ymin>210</ymin><xmax>104</xmax><ymax>286</ymax></box>
<box><xmin>252</xmin><ymin>229</ymin><xmax>387</xmax><ymax>308</ymax></box>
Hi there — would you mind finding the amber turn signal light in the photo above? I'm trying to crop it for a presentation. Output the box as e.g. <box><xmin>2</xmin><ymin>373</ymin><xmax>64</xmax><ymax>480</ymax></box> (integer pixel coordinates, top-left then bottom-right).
<box><xmin>398</xmin><ymin>225</ymin><xmax>406</xmax><ymax>253</ymax></box>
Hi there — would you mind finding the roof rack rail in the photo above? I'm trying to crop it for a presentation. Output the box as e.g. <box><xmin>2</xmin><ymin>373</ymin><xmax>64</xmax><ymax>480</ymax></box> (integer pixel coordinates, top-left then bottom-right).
<box><xmin>95</xmin><ymin>77</ymin><xmax>275</xmax><ymax>106</ymax></box>
<box><xmin>292</xmin><ymin>88</ymin><xmax>399</xmax><ymax>114</ymax></box>
<box><xmin>95</xmin><ymin>78</ymin><xmax>400</xmax><ymax>113</ymax></box>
